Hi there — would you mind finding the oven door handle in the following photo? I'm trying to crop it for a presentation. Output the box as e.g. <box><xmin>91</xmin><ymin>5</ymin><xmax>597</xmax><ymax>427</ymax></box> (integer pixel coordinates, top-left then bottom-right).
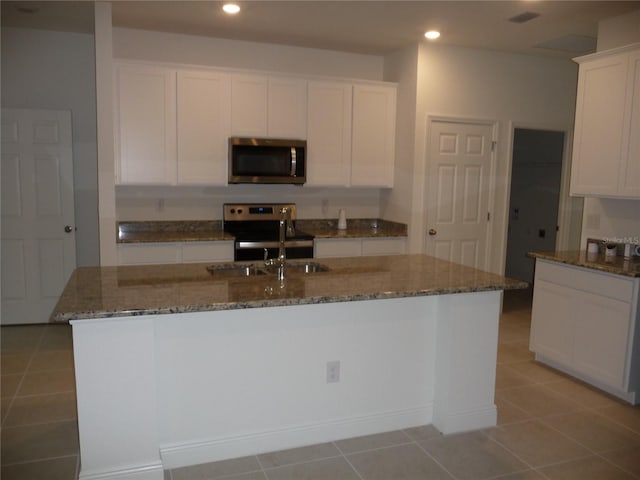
<box><xmin>290</xmin><ymin>147</ymin><xmax>297</xmax><ymax>177</ymax></box>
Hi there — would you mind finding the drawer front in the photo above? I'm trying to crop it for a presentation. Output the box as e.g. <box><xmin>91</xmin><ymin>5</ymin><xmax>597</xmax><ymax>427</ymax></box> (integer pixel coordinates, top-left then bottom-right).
<box><xmin>536</xmin><ymin>260</ymin><xmax>635</xmax><ymax>302</ymax></box>
<box><xmin>361</xmin><ymin>238</ymin><xmax>407</xmax><ymax>256</ymax></box>
<box><xmin>314</xmin><ymin>238</ymin><xmax>362</xmax><ymax>258</ymax></box>
<box><xmin>117</xmin><ymin>244</ymin><xmax>180</xmax><ymax>265</ymax></box>
<box><xmin>181</xmin><ymin>242</ymin><xmax>234</xmax><ymax>262</ymax></box>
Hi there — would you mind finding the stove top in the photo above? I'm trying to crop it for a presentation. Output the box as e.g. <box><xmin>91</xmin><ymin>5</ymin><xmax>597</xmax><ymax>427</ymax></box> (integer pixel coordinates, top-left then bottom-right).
<box><xmin>223</xmin><ymin>203</ymin><xmax>313</xmax><ymax>242</ymax></box>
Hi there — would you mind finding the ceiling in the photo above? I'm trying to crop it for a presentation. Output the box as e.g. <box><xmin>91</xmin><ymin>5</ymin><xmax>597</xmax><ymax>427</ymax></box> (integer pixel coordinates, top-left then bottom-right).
<box><xmin>2</xmin><ymin>1</ymin><xmax>640</xmax><ymax>58</ymax></box>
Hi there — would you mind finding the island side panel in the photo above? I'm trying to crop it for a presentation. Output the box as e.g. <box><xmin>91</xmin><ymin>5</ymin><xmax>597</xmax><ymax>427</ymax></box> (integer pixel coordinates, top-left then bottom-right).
<box><xmin>432</xmin><ymin>291</ymin><xmax>501</xmax><ymax>434</ymax></box>
<box><xmin>71</xmin><ymin>317</ymin><xmax>164</xmax><ymax>480</ymax></box>
<box><xmin>155</xmin><ymin>297</ymin><xmax>438</xmax><ymax>469</ymax></box>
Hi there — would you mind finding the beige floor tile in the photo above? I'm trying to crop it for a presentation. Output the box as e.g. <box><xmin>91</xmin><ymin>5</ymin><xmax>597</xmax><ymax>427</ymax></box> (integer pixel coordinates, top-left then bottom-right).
<box><xmin>1</xmin><ymin>325</ymin><xmax>46</xmax><ymax>352</ymax></box>
<box><xmin>505</xmin><ymin>360</ymin><xmax>569</xmax><ymax>384</ymax></box>
<box><xmin>2</xmin><ymin>397</ymin><xmax>12</xmax><ymax>423</ymax></box>
<box><xmin>543</xmin><ymin>379</ymin><xmax>621</xmax><ymax>409</ymax></box>
<box><xmin>1</xmin><ymin>351</ymin><xmax>33</xmax><ymax>374</ymax></box>
<box><xmin>538</xmin><ymin>455</ymin><xmax>636</xmax><ymax>480</ymax></box>
<box><xmin>1</xmin><ymin>420</ymin><xmax>79</xmax><ymax>465</ymax></box>
<box><xmin>18</xmin><ymin>369</ymin><xmax>76</xmax><ymax>396</ymax></box>
<box><xmin>0</xmin><ymin>455</ymin><xmax>78</xmax><ymax>480</ymax></box>
<box><xmin>28</xmin><ymin>350</ymin><xmax>75</xmax><ymax>372</ymax></box>
<box><xmin>487</xmin><ymin>420</ymin><xmax>590</xmax><ymax>468</ymax></box>
<box><xmin>171</xmin><ymin>456</ymin><xmax>262</xmax><ymax>480</ymax></box>
<box><xmin>499</xmin><ymin>322</ymin><xmax>532</xmax><ymax>344</ymax></box>
<box><xmin>496</xmin><ymin>398</ymin><xmax>535</xmax><ymax>425</ymax></box>
<box><xmin>595</xmin><ymin>403</ymin><xmax>640</xmax><ymax>435</ymax></box>
<box><xmin>40</xmin><ymin>325</ymin><xmax>74</xmax><ymax>349</ymax></box>
<box><xmin>2</xmin><ymin>373</ymin><xmax>23</xmax><ymax>397</ymax></box>
<box><xmin>334</xmin><ymin>429</ymin><xmax>411</xmax><ymax>454</ymax></box>
<box><xmin>496</xmin><ymin>364</ymin><xmax>536</xmax><ymax>390</ymax></box>
<box><xmin>601</xmin><ymin>445</ymin><xmax>640</xmax><ymax>478</ymax></box>
<box><xmin>418</xmin><ymin>430</ymin><xmax>526</xmax><ymax>480</ymax></box>
<box><xmin>497</xmin><ymin>342</ymin><xmax>535</xmax><ymax>365</ymax></box>
<box><xmin>403</xmin><ymin>424</ymin><xmax>442</xmax><ymax>442</ymax></box>
<box><xmin>3</xmin><ymin>391</ymin><xmax>77</xmax><ymax>427</ymax></box>
<box><xmin>347</xmin><ymin>443</ymin><xmax>453</xmax><ymax>480</ymax></box>
<box><xmin>494</xmin><ymin>471</ymin><xmax>546</xmax><ymax>480</ymax></box>
<box><xmin>258</xmin><ymin>442</ymin><xmax>340</xmax><ymax>468</ymax></box>
<box><xmin>496</xmin><ymin>384</ymin><xmax>582</xmax><ymax>418</ymax></box>
<box><xmin>265</xmin><ymin>456</ymin><xmax>359</xmax><ymax>480</ymax></box>
<box><xmin>541</xmin><ymin>410</ymin><xmax>640</xmax><ymax>453</ymax></box>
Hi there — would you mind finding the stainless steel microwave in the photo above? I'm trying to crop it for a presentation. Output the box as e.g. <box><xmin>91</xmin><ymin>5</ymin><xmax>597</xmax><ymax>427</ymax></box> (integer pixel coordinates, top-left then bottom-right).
<box><xmin>228</xmin><ymin>137</ymin><xmax>306</xmax><ymax>185</ymax></box>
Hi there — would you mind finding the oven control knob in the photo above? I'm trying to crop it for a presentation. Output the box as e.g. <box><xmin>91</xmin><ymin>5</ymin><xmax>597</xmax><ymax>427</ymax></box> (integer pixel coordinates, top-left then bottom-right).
<box><xmin>230</xmin><ymin>208</ymin><xmax>235</xmax><ymax>214</ymax></box>
<box><xmin>237</xmin><ymin>208</ymin><xmax>243</xmax><ymax>214</ymax></box>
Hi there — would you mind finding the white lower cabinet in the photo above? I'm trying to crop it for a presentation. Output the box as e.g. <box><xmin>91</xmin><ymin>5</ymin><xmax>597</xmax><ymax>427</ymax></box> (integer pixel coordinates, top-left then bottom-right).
<box><xmin>118</xmin><ymin>241</ymin><xmax>234</xmax><ymax>265</ymax></box>
<box><xmin>530</xmin><ymin>260</ymin><xmax>640</xmax><ymax>402</ymax></box>
<box><xmin>314</xmin><ymin>237</ymin><xmax>406</xmax><ymax>258</ymax></box>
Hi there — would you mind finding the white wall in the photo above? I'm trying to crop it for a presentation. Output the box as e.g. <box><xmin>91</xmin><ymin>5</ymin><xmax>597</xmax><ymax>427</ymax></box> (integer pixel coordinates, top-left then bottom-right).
<box><xmin>1</xmin><ymin>27</ymin><xmax>100</xmax><ymax>267</ymax></box>
<box><xmin>111</xmin><ymin>28</ymin><xmax>386</xmax><ymax>225</ymax></box>
<box><xmin>579</xmin><ymin>10</ymin><xmax>640</xmax><ymax>247</ymax></box>
<box><xmin>411</xmin><ymin>44</ymin><xmax>578</xmax><ymax>273</ymax></box>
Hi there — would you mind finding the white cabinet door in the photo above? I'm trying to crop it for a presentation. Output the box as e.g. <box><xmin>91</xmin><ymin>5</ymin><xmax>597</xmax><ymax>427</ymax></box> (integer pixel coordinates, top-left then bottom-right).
<box><xmin>231</xmin><ymin>74</ymin><xmax>268</xmax><ymax>137</ymax></box>
<box><xmin>619</xmin><ymin>50</ymin><xmax>640</xmax><ymax>197</ymax></box>
<box><xmin>181</xmin><ymin>242</ymin><xmax>234</xmax><ymax>263</ymax></box>
<box><xmin>117</xmin><ymin>244</ymin><xmax>181</xmax><ymax>265</ymax></box>
<box><xmin>115</xmin><ymin>63</ymin><xmax>177</xmax><ymax>185</ymax></box>
<box><xmin>361</xmin><ymin>238</ymin><xmax>406</xmax><ymax>256</ymax></box>
<box><xmin>573</xmin><ymin>290</ymin><xmax>631</xmax><ymax>390</ymax></box>
<box><xmin>177</xmin><ymin>70</ymin><xmax>231</xmax><ymax>185</ymax></box>
<box><xmin>306</xmin><ymin>81</ymin><xmax>352</xmax><ymax>186</ymax></box>
<box><xmin>268</xmin><ymin>76</ymin><xmax>307</xmax><ymax>139</ymax></box>
<box><xmin>530</xmin><ymin>279</ymin><xmax>575</xmax><ymax>366</ymax></box>
<box><xmin>314</xmin><ymin>238</ymin><xmax>362</xmax><ymax>258</ymax></box>
<box><xmin>351</xmin><ymin>84</ymin><xmax>396</xmax><ymax>187</ymax></box>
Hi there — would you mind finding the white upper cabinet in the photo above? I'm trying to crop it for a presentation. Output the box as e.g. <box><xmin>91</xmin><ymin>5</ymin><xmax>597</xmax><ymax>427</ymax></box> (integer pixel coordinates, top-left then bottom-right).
<box><xmin>177</xmin><ymin>69</ymin><xmax>231</xmax><ymax>185</ymax></box>
<box><xmin>268</xmin><ymin>76</ymin><xmax>307</xmax><ymax>139</ymax></box>
<box><xmin>306</xmin><ymin>81</ymin><xmax>353</xmax><ymax>186</ymax></box>
<box><xmin>231</xmin><ymin>74</ymin><xmax>307</xmax><ymax>139</ymax></box>
<box><xmin>230</xmin><ymin>74</ymin><xmax>268</xmax><ymax>137</ymax></box>
<box><xmin>115</xmin><ymin>63</ymin><xmax>177</xmax><ymax>185</ymax></box>
<box><xmin>570</xmin><ymin>44</ymin><xmax>640</xmax><ymax>198</ymax></box>
<box><xmin>351</xmin><ymin>84</ymin><xmax>396</xmax><ymax>187</ymax></box>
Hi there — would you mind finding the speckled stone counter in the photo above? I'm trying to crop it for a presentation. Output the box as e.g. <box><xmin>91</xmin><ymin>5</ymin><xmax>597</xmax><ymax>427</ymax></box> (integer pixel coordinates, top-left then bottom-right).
<box><xmin>528</xmin><ymin>251</ymin><xmax>640</xmax><ymax>277</ymax></box>
<box><xmin>296</xmin><ymin>218</ymin><xmax>407</xmax><ymax>239</ymax></box>
<box><xmin>52</xmin><ymin>254</ymin><xmax>526</xmax><ymax>322</ymax></box>
<box><xmin>117</xmin><ymin>220</ymin><xmax>233</xmax><ymax>243</ymax></box>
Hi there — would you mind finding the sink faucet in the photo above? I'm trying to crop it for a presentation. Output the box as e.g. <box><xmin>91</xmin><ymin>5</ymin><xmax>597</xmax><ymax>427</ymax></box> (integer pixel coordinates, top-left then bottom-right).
<box><xmin>265</xmin><ymin>206</ymin><xmax>293</xmax><ymax>281</ymax></box>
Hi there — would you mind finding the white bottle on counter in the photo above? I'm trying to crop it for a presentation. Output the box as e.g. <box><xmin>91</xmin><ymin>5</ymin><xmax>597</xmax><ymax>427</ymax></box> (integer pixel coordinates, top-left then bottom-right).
<box><xmin>337</xmin><ymin>208</ymin><xmax>347</xmax><ymax>230</ymax></box>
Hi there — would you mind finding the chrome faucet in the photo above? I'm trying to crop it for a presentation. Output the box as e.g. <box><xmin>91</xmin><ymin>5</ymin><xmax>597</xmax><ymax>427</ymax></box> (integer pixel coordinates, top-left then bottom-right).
<box><xmin>265</xmin><ymin>206</ymin><xmax>294</xmax><ymax>280</ymax></box>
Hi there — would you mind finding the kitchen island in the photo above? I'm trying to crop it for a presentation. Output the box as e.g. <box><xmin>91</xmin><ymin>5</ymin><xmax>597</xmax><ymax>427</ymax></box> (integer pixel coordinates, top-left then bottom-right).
<box><xmin>52</xmin><ymin>254</ymin><xmax>526</xmax><ymax>480</ymax></box>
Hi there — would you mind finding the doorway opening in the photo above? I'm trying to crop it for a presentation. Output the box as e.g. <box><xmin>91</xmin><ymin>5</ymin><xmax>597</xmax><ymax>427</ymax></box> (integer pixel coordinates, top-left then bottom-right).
<box><xmin>505</xmin><ymin>128</ymin><xmax>565</xmax><ymax>284</ymax></box>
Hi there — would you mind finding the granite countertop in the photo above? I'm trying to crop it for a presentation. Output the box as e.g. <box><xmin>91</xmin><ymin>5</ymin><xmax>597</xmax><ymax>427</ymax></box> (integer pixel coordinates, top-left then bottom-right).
<box><xmin>528</xmin><ymin>251</ymin><xmax>640</xmax><ymax>278</ymax></box>
<box><xmin>116</xmin><ymin>219</ymin><xmax>407</xmax><ymax>244</ymax></box>
<box><xmin>51</xmin><ymin>254</ymin><xmax>527</xmax><ymax>323</ymax></box>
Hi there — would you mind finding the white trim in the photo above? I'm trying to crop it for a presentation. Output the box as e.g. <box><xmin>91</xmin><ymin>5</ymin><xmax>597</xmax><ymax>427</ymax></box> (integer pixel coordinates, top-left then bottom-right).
<box><xmin>160</xmin><ymin>405</ymin><xmax>433</xmax><ymax>469</ymax></box>
<box><xmin>78</xmin><ymin>461</ymin><xmax>164</xmax><ymax>480</ymax></box>
<box><xmin>432</xmin><ymin>405</ymin><xmax>497</xmax><ymax>435</ymax></box>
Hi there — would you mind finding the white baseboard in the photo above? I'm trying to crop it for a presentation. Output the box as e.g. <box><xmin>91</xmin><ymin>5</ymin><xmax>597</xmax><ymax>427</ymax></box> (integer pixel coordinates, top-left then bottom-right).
<box><xmin>432</xmin><ymin>404</ymin><xmax>497</xmax><ymax>435</ymax></box>
<box><xmin>161</xmin><ymin>405</ymin><xmax>433</xmax><ymax>469</ymax></box>
<box><xmin>78</xmin><ymin>461</ymin><xmax>164</xmax><ymax>480</ymax></box>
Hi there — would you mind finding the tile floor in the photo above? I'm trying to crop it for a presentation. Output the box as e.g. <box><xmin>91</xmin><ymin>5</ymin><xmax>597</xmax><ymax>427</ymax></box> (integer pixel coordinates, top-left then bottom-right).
<box><xmin>2</xmin><ymin>288</ymin><xmax>640</xmax><ymax>479</ymax></box>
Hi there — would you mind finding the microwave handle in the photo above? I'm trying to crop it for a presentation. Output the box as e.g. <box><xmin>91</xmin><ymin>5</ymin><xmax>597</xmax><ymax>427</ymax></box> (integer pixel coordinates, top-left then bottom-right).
<box><xmin>290</xmin><ymin>147</ymin><xmax>297</xmax><ymax>177</ymax></box>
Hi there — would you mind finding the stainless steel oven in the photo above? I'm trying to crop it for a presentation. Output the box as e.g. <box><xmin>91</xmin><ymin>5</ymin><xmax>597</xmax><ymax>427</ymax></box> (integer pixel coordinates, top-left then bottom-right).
<box><xmin>223</xmin><ymin>203</ymin><xmax>314</xmax><ymax>261</ymax></box>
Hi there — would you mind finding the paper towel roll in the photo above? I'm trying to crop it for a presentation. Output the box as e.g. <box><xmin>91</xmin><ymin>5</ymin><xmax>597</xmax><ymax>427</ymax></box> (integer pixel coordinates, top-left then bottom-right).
<box><xmin>338</xmin><ymin>208</ymin><xmax>347</xmax><ymax>230</ymax></box>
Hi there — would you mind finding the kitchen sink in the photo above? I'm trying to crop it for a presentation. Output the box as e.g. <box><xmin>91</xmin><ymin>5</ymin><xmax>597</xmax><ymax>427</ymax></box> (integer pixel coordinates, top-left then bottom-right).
<box><xmin>206</xmin><ymin>263</ymin><xmax>266</xmax><ymax>277</ymax></box>
<box><xmin>207</xmin><ymin>261</ymin><xmax>330</xmax><ymax>277</ymax></box>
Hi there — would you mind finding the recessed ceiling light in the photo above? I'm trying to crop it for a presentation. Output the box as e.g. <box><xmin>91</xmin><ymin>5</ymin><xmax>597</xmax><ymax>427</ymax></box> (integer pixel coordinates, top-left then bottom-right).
<box><xmin>424</xmin><ymin>31</ymin><xmax>441</xmax><ymax>40</ymax></box>
<box><xmin>223</xmin><ymin>3</ymin><xmax>240</xmax><ymax>14</ymax></box>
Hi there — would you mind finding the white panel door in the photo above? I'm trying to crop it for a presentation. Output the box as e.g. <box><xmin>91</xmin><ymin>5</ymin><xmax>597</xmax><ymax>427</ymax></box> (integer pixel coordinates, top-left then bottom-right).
<box><xmin>231</xmin><ymin>74</ymin><xmax>268</xmax><ymax>137</ymax></box>
<box><xmin>177</xmin><ymin>69</ymin><xmax>231</xmax><ymax>185</ymax></box>
<box><xmin>425</xmin><ymin>120</ymin><xmax>493</xmax><ymax>270</ymax></box>
<box><xmin>268</xmin><ymin>76</ymin><xmax>307</xmax><ymax>139</ymax></box>
<box><xmin>1</xmin><ymin>108</ymin><xmax>76</xmax><ymax>324</ymax></box>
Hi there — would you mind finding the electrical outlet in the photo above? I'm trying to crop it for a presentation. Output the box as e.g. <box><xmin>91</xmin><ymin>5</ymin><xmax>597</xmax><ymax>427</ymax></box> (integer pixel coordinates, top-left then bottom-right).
<box><xmin>326</xmin><ymin>360</ymin><xmax>340</xmax><ymax>383</ymax></box>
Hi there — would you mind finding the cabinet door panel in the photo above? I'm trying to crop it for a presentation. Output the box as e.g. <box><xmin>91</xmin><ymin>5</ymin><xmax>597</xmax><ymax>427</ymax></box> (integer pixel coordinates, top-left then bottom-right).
<box><xmin>117</xmin><ymin>244</ymin><xmax>180</xmax><ymax>265</ymax></box>
<box><xmin>306</xmin><ymin>82</ymin><xmax>352</xmax><ymax>186</ymax></box>
<box><xmin>361</xmin><ymin>238</ymin><xmax>406</xmax><ymax>256</ymax></box>
<box><xmin>619</xmin><ymin>51</ymin><xmax>640</xmax><ymax>197</ymax></box>
<box><xmin>231</xmin><ymin>74</ymin><xmax>268</xmax><ymax>137</ymax></box>
<box><xmin>351</xmin><ymin>85</ymin><xmax>396</xmax><ymax>187</ymax></box>
<box><xmin>181</xmin><ymin>242</ymin><xmax>234</xmax><ymax>263</ymax></box>
<box><xmin>570</xmin><ymin>53</ymin><xmax>628</xmax><ymax>196</ymax></box>
<box><xmin>177</xmin><ymin>70</ymin><xmax>231</xmax><ymax>185</ymax></box>
<box><xmin>116</xmin><ymin>64</ymin><xmax>176</xmax><ymax>184</ymax></box>
<box><xmin>314</xmin><ymin>238</ymin><xmax>361</xmax><ymax>258</ymax></box>
<box><xmin>268</xmin><ymin>77</ymin><xmax>307</xmax><ymax>139</ymax></box>
<box><xmin>573</xmin><ymin>291</ymin><xmax>631</xmax><ymax>389</ymax></box>
<box><xmin>530</xmin><ymin>280</ymin><xmax>575</xmax><ymax>365</ymax></box>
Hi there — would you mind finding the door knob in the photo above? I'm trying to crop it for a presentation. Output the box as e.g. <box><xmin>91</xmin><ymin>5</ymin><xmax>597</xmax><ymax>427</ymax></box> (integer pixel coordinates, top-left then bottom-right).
<box><xmin>428</xmin><ymin>229</ymin><xmax>437</xmax><ymax>236</ymax></box>
<box><xmin>64</xmin><ymin>225</ymin><xmax>74</xmax><ymax>233</ymax></box>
